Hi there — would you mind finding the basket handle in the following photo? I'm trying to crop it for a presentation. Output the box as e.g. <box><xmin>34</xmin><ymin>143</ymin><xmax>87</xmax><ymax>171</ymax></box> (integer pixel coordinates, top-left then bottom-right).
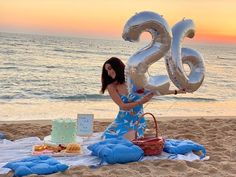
<box><xmin>135</xmin><ymin>112</ymin><xmax>158</xmax><ymax>139</ymax></box>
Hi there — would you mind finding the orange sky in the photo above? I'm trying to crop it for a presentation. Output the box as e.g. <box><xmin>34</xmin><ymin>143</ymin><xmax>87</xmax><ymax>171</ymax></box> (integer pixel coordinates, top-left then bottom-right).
<box><xmin>1</xmin><ymin>0</ymin><xmax>236</xmax><ymax>44</ymax></box>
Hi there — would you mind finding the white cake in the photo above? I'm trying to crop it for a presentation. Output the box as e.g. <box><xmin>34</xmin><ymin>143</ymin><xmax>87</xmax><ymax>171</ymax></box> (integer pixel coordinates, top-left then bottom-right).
<box><xmin>51</xmin><ymin>118</ymin><xmax>77</xmax><ymax>144</ymax></box>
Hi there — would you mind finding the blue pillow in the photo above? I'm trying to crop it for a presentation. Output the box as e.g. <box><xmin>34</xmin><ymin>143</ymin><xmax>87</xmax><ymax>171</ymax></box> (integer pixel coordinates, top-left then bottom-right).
<box><xmin>88</xmin><ymin>137</ymin><xmax>144</xmax><ymax>164</ymax></box>
<box><xmin>0</xmin><ymin>132</ymin><xmax>5</xmax><ymax>139</ymax></box>
<box><xmin>3</xmin><ymin>155</ymin><xmax>68</xmax><ymax>177</ymax></box>
<box><xmin>164</xmin><ymin>139</ymin><xmax>206</xmax><ymax>159</ymax></box>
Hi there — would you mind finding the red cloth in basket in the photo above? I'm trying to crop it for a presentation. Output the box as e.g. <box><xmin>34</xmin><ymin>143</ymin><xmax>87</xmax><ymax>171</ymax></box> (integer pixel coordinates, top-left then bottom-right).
<box><xmin>132</xmin><ymin>113</ymin><xmax>164</xmax><ymax>156</ymax></box>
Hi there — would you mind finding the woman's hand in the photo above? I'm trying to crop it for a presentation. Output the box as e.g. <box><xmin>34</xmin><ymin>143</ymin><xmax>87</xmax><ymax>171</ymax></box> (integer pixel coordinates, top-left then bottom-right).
<box><xmin>175</xmin><ymin>89</ymin><xmax>187</xmax><ymax>94</ymax></box>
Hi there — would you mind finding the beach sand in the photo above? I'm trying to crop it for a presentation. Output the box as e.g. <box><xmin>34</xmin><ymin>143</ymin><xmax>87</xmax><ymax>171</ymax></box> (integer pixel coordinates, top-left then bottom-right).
<box><xmin>1</xmin><ymin>116</ymin><xmax>236</xmax><ymax>177</ymax></box>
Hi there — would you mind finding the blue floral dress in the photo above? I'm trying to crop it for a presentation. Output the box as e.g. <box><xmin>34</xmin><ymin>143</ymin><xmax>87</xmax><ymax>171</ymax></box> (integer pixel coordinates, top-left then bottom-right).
<box><xmin>103</xmin><ymin>93</ymin><xmax>146</xmax><ymax>139</ymax></box>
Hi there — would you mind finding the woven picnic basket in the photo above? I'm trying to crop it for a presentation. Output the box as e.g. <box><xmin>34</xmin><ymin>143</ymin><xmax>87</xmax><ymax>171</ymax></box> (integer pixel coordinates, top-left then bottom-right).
<box><xmin>132</xmin><ymin>112</ymin><xmax>164</xmax><ymax>156</ymax></box>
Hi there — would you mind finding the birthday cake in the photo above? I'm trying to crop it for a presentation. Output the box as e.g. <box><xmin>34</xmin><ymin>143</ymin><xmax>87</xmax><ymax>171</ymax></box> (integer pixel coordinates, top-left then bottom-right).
<box><xmin>51</xmin><ymin>118</ymin><xmax>77</xmax><ymax>144</ymax></box>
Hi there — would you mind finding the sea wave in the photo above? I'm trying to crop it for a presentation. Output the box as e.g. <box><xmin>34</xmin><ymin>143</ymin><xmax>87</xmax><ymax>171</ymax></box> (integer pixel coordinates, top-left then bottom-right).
<box><xmin>0</xmin><ymin>90</ymin><xmax>220</xmax><ymax>102</ymax></box>
<box><xmin>53</xmin><ymin>48</ymin><xmax>130</xmax><ymax>57</ymax></box>
<box><xmin>164</xmin><ymin>96</ymin><xmax>217</xmax><ymax>102</ymax></box>
<box><xmin>49</xmin><ymin>94</ymin><xmax>218</xmax><ymax>102</ymax></box>
<box><xmin>50</xmin><ymin>94</ymin><xmax>111</xmax><ymax>101</ymax></box>
<box><xmin>216</xmin><ymin>56</ymin><xmax>236</xmax><ymax>60</ymax></box>
<box><xmin>0</xmin><ymin>66</ymin><xmax>18</xmax><ymax>70</ymax></box>
<box><xmin>0</xmin><ymin>94</ymin><xmax>30</xmax><ymax>100</ymax></box>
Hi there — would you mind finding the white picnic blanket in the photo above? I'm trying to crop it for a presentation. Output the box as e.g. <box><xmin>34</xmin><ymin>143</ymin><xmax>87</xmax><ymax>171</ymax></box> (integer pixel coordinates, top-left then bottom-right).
<box><xmin>0</xmin><ymin>133</ymin><xmax>209</xmax><ymax>174</ymax></box>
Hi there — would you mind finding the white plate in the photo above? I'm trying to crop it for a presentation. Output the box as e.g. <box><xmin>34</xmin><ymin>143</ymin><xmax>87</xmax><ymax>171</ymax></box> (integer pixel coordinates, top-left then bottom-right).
<box><xmin>32</xmin><ymin>145</ymin><xmax>83</xmax><ymax>157</ymax></box>
<box><xmin>44</xmin><ymin>135</ymin><xmax>83</xmax><ymax>145</ymax></box>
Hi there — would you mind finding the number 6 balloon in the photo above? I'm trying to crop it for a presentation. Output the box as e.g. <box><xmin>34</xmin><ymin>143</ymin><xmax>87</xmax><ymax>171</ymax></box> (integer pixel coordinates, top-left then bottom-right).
<box><xmin>165</xmin><ymin>19</ymin><xmax>205</xmax><ymax>92</ymax></box>
<box><xmin>122</xmin><ymin>11</ymin><xmax>172</xmax><ymax>95</ymax></box>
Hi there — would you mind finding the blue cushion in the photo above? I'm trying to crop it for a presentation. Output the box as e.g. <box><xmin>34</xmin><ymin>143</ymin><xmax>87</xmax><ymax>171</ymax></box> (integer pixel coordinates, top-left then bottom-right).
<box><xmin>88</xmin><ymin>137</ymin><xmax>144</xmax><ymax>164</ymax></box>
<box><xmin>0</xmin><ymin>132</ymin><xmax>5</xmax><ymax>139</ymax></box>
<box><xmin>15</xmin><ymin>166</ymin><xmax>32</xmax><ymax>177</ymax></box>
<box><xmin>3</xmin><ymin>155</ymin><xmax>68</xmax><ymax>177</ymax></box>
<box><xmin>164</xmin><ymin>139</ymin><xmax>206</xmax><ymax>159</ymax></box>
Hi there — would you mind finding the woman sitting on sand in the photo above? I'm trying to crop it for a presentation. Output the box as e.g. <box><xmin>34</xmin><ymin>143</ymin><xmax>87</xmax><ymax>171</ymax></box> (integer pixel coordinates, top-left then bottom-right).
<box><xmin>101</xmin><ymin>57</ymin><xmax>185</xmax><ymax>140</ymax></box>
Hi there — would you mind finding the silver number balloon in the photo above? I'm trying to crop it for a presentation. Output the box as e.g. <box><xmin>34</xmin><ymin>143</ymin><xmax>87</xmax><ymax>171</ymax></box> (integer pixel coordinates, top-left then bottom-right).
<box><xmin>122</xmin><ymin>11</ymin><xmax>172</xmax><ymax>95</ymax></box>
<box><xmin>165</xmin><ymin>19</ymin><xmax>205</xmax><ymax>92</ymax></box>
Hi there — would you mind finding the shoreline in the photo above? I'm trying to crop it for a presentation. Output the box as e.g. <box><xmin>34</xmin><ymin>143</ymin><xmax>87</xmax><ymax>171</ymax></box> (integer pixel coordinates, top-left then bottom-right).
<box><xmin>0</xmin><ymin>115</ymin><xmax>236</xmax><ymax>125</ymax></box>
<box><xmin>1</xmin><ymin>100</ymin><xmax>236</xmax><ymax>122</ymax></box>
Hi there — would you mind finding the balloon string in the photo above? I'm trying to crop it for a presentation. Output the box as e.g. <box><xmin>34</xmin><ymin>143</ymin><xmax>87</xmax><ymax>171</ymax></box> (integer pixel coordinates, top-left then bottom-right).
<box><xmin>143</xmin><ymin>102</ymin><xmax>150</xmax><ymax>109</ymax></box>
<box><xmin>143</xmin><ymin>99</ymin><xmax>178</xmax><ymax>114</ymax></box>
<box><xmin>165</xmin><ymin>100</ymin><xmax>178</xmax><ymax>113</ymax></box>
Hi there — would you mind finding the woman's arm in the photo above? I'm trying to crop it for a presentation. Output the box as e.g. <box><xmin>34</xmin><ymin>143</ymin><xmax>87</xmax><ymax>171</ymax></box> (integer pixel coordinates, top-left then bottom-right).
<box><xmin>107</xmin><ymin>84</ymin><xmax>154</xmax><ymax>111</ymax></box>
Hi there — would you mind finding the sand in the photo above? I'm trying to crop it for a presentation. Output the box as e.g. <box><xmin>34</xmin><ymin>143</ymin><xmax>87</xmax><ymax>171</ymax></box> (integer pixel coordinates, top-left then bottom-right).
<box><xmin>1</xmin><ymin>116</ymin><xmax>236</xmax><ymax>177</ymax></box>
<box><xmin>1</xmin><ymin>100</ymin><xmax>236</xmax><ymax>121</ymax></box>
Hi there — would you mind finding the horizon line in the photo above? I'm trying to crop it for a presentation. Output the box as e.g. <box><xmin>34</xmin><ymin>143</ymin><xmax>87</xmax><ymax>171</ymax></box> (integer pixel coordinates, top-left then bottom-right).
<box><xmin>1</xmin><ymin>30</ymin><xmax>236</xmax><ymax>46</ymax></box>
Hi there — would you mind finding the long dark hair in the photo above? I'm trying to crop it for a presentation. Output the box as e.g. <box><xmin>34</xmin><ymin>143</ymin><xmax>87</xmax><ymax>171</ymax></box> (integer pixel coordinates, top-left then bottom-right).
<box><xmin>100</xmin><ymin>57</ymin><xmax>125</xmax><ymax>94</ymax></box>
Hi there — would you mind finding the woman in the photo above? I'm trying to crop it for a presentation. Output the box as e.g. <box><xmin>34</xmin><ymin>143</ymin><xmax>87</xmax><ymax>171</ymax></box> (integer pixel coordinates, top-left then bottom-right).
<box><xmin>101</xmin><ymin>57</ymin><xmax>185</xmax><ymax>140</ymax></box>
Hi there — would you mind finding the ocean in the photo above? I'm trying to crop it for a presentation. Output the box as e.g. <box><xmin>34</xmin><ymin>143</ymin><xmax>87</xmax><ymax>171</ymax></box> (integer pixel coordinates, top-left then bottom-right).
<box><xmin>0</xmin><ymin>32</ymin><xmax>236</xmax><ymax>121</ymax></box>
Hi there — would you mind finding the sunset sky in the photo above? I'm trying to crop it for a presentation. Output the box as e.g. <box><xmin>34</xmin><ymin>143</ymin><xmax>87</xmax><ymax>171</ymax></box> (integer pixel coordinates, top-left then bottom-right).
<box><xmin>1</xmin><ymin>0</ymin><xmax>236</xmax><ymax>44</ymax></box>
